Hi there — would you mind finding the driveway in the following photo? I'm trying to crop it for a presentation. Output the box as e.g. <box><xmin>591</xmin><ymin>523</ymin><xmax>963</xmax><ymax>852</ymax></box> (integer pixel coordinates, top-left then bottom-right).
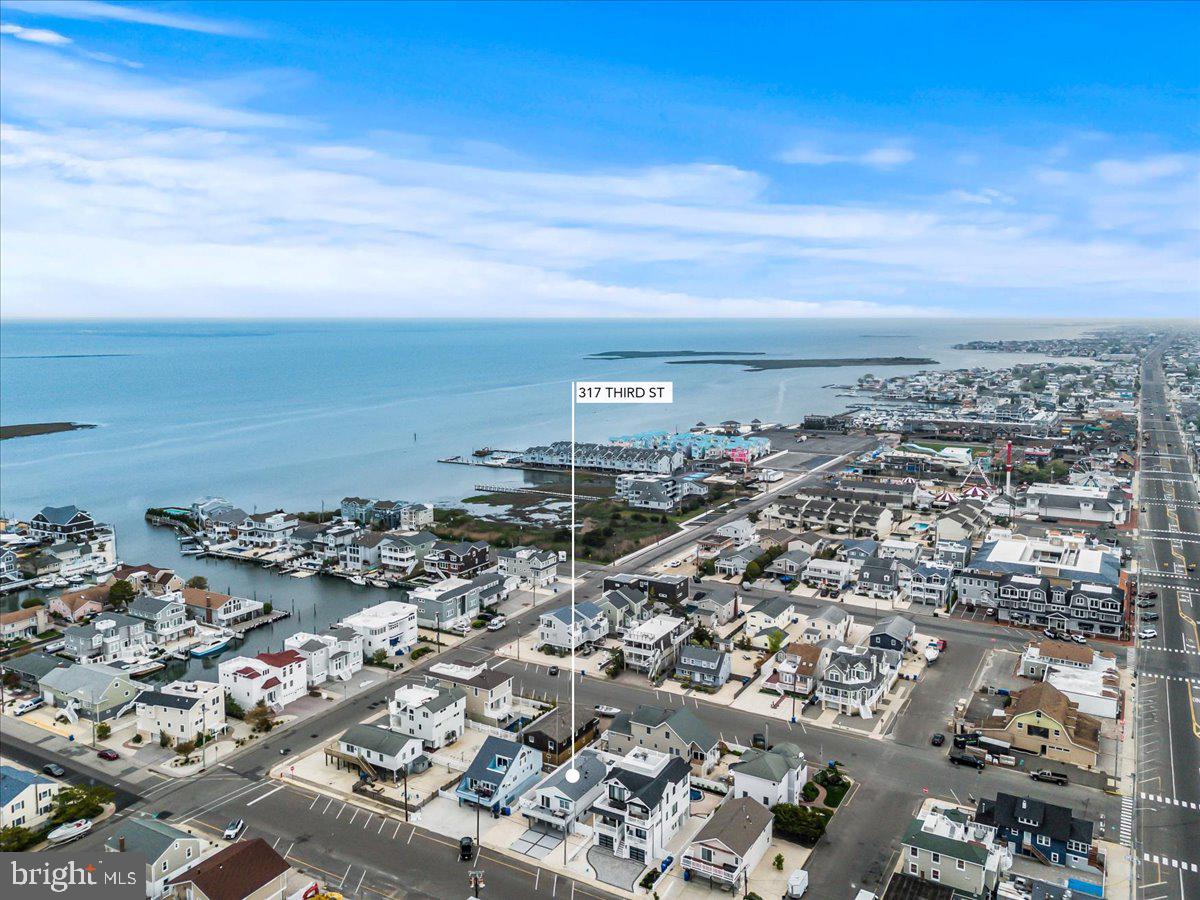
<box><xmin>587</xmin><ymin>845</ymin><xmax>645</xmax><ymax>891</ymax></box>
<box><xmin>510</xmin><ymin>825</ymin><xmax>563</xmax><ymax>860</ymax></box>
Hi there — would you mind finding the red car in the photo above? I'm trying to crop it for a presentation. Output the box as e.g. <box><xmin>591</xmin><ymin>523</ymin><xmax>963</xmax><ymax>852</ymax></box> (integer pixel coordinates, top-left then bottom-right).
<box><xmin>96</xmin><ymin>749</ymin><xmax>119</xmax><ymax>761</ymax></box>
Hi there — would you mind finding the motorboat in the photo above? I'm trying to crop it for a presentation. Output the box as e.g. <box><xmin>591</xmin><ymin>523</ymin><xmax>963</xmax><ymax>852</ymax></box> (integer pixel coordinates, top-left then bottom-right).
<box><xmin>347</xmin><ymin>575</ymin><xmax>367</xmax><ymax>586</ymax></box>
<box><xmin>47</xmin><ymin>819</ymin><xmax>92</xmax><ymax>845</ymax></box>
<box><xmin>52</xmin><ymin>576</ymin><xmax>71</xmax><ymax>587</ymax></box>
<box><xmin>93</xmin><ymin>562</ymin><xmax>118</xmax><ymax>576</ymax></box>
<box><xmin>369</xmin><ymin>578</ymin><xmax>389</xmax><ymax>589</ymax></box>
<box><xmin>36</xmin><ymin>578</ymin><xmax>56</xmax><ymax>589</ymax></box>
<box><xmin>190</xmin><ymin>635</ymin><xmax>234</xmax><ymax>658</ymax></box>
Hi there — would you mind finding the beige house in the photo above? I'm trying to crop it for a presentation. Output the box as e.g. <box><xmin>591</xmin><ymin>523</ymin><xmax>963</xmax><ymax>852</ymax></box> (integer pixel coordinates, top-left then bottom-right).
<box><xmin>0</xmin><ymin>604</ymin><xmax>48</xmax><ymax>640</ymax></box>
<box><xmin>980</xmin><ymin>682</ymin><xmax>1100</xmax><ymax>770</ymax></box>
<box><xmin>604</xmin><ymin>704</ymin><xmax>721</xmax><ymax>774</ymax></box>
<box><xmin>681</xmin><ymin>797</ymin><xmax>773</xmax><ymax>892</ymax></box>
<box><xmin>105</xmin><ymin>818</ymin><xmax>218</xmax><ymax>899</ymax></box>
<box><xmin>49</xmin><ymin>585</ymin><xmax>108</xmax><ymax>622</ymax></box>
<box><xmin>135</xmin><ymin>680</ymin><xmax>226</xmax><ymax>745</ymax></box>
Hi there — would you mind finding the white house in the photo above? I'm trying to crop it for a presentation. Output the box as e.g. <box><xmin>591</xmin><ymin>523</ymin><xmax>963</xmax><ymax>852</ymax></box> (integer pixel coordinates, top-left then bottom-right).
<box><xmin>538</xmin><ymin>601</ymin><xmax>609</xmax><ymax>654</ymax></box>
<box><xmin>340</xmin><ymin>531</ymin><xmax>388</xmax><ymax>572</ymax></box>
<box><xmin>236</xmin><ymin>511</ymin><xmax>298</xmax><ymax>549</ymax></box>
<box><xmin>715</xmin><ymin>518</ymin><xmax>756</xmax><ymax>544</ymax></box>
<box><xmin>0</xmin><ymin>764</ymin><xmax>61</xmax><ymax>830</ymax></box>
<box><xmin>681</xmin><ymin>797</ymin><xmax>773</xmax><ymax>893</ymax></box>
<box><xmin>337</xmin><ymin>723</ymin><xmax>424</xmax><ymax>782</ymax></box>
<box><xmin>284</xmin><ymin>627</ymin><xmax>365</xmax><ymax>685</ymax></box>
<box><xmin>745</xmin><ymin>597</ymin><xmax>797</xmax><ymax>638</ymax></box>
<box><xmin>817</xmin><ymin>645</ymin><xmax>896</xmax><ymax>717</ymax></box>
<box><xmin>135</xmin><ymin>680</ymin><xmax>225</xmax><ymax>744</ymax></box>
<box><xmin>801</xmin><ymin>605</ymin><xmax>851</xmax><ymax>644</ymax></box>
<box><xmin>218</xmin><ymin>650</ymin><xmax>307</xmax><ymax>711</ymax></box>
<box><xmin>388</xmin><ymin>681</ymin><xmax>466</xmax><ymax>749</ymax></box>
<box><xmin>802</xmin><ymin>558</ymin><xmax>854</xmax><ymax>589</ymax></box>
<box><xmin>591</xmin><ymin>748</ymin><xmax>691</xmax><ymax>867</ymax></box>
<box><xmin>729</xmin><ymin>742</ymin><xmax>808</xmax><ymax>808</ymax></box>
<box><xmin>338</xmin><ymin>600</ymin><xmax>419</xmax><ymax>657</ymax></box>
<box><xmin>622</xmin><ymin>615</ymin><xmax>694</xmax><ymax>679</ymax></box>
<box><xmin>497</xmin><ymin>545</ymin><xmax>559</xmax><ymax>588</ymax></box>
<box><xmin>521</xmin><ymin>749</ymin><xmax>608</xmax><ymax>835</ymax></box>
<box><xmin>429</xmin><ymin>658</ymin><xmax>515</xmax><ymax>726</ymax></box>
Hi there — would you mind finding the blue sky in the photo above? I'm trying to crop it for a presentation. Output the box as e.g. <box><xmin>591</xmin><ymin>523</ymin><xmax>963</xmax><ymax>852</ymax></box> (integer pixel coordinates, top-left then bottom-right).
<box><xmin>1</xmin><ymin>1</ymin><xmax>1196</xmax><ymax>318</ymax></box>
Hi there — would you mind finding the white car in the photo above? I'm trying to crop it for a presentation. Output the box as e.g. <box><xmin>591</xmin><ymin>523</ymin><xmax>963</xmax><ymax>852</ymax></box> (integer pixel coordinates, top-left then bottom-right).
<box><xmin>667</xmin><ymin>560</ymin><xmax>682</xmax><ymax>568</ymax></box>
<box><xmin>223</xmin><ymin>819</ymin><xmax>245</xmax><ymax>840</ymax></box>
<box><xmin>486</xmin><ymin>617</ymin><xmax>506</xmax><ymax>631</ymax></box>
<box><xmin>1138</xmin><ymin>628</ymin><xmax>1159</xmax><ymax>640</ymax></box>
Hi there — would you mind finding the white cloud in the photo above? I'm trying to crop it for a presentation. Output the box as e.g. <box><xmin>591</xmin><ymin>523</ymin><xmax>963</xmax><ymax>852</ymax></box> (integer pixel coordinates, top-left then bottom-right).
<box><xmin>778</xmin><ymin>142</ymin><xmax>915</xmax><ymax>169</ymax></box>
<box><xmin>0</xmin><ymin>0</ymin><xmax>253</xmax><ymax>36</ymax></box>
<box><xmin>1093</xmin><ymin>154</ymin><xmax>1190</xmax><ymax>186</ymax></box>
<box><xmin>0</xmin><ymin>21</ymin><xmax>72</xmax><ymax>44</ymax></box>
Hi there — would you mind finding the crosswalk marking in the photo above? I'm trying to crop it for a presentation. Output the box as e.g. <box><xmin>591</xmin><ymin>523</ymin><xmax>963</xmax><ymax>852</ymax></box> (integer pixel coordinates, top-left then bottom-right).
<box><xmin>1140</xmin><ymin>792</ymin><xmax>1200</xmax><ymax>809</ymax></box>
<box><xmin>1140</xmin><ymin>647</ymin><xmax>1200</xmax><ymax>656</ymax></box>
<box><xmin>1142</xmin><ymin>852</ymin><xmax>1200</xmax><ymax>873</ymax></box>
<box><xmin>1120</xmin><ymin>796</ymin><xmax>1134</xmax><ymax>847</ymax></box>
<box><xmin>1140</xmin><ymin>674</ymin><xmax>1200</xmax><ymax>685</ymax></box>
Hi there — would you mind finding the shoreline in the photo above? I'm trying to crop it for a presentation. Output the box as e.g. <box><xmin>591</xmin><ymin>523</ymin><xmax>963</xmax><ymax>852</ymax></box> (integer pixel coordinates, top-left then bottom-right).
<box><xmin>0</xmin><ymin>422</ymin><xmax>97</xmax><ymax>441</ymax></box>
<box><xmin>666</xmin><ymin>356</ymin><xmax>939</xmax><ymax>372</ymax></box>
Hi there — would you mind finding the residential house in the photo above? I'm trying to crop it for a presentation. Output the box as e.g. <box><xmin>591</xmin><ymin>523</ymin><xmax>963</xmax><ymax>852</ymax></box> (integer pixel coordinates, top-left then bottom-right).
<box><xmin>236</xmin><ymin>511</ymin><xmax>298</xmax><ymax>549</ymax></box>
<box><xmin>0</xmin><ymin>651</ymin><xmax>70</xmax><ymax>689</ymax></box>
<box><xmin>602</xmin><ymin>572</ymin><xmax>689</xmax><ymax>604</ymax></box>
<box><xmin>674</xmin><ymin>644</ymin><xmax>731</xmax><ymax>689</ymax></box>
<box><xmin>340</xmin><ymin>531</ymin><xmax>388</xmax><ymax>572</ymax></box>
<box><xmin>387</xmin><ymin>681</ymin><xmax>466</xmax><ymax>749</ymax></box>
<box><xmin>63</xmin><ymin>612</ymin><xmax>149</xmax><ymax>664</ymax></box>
<box><xmin>605</xmin><ymin>704</ymin><xmax>720</xmax><ymax>774</ymax></box>
<box><xmin>0</xmin><ymin>548</ymin><xmax>19</xmax><ymax>582</ymax></box>
<box><xmin>729</xmin><ymin>742</ymin><xmax>808</xmax><ymax>807</ymax></box>
<box><xmin>167</xmin><ymin>838</ymin><xmax>308</xmax><ymax>900</ymax></box>
<box><xmin>29</xmin><ymin>505</ymin><xmax>97</xmax><ymax>541</ymax></box>
<box><xmin>127</xmin><ymin>596</ymin><xmax>197</xmax><ymax>647</ymax></box>
<box><xmin>0</xmin><ymin>764</ymin><xmax>61</xmax><ymax>830</ymax></box>
<box><xmin>979</xmin><ymin>682</ymin><xmax>1100</xmax><ymax>770</ymax></box>
<box><xmin>456</xmin><ymin>735</ymin><xmax>543</xmax><ymax>810</ymax></box>
<box><xmin>764</xmin><ymin>549</ymin><xmax>812</xmax><ymax>580</ymax></box>
<box><xmin>934</xmin><ymin>540</ymin><xmax>971</xmax><ymax>572</ymax></box>
<box><xmin>900</xmin><ymin>806</ymin><xmax>1012</xmax><ymax>897</ymax></box>
<box><xmin>596</xmin><ymin>587</ymin><xmax>649</xmax><ymax>633</ymax></box>
<box><xmin>622</xmin><ymin>615</ymin><xmax>693</xmax><ymax>680</ymax></box>
<box><xmin>974</xmin><ymin>793</ymin><xmax>1096</xmax><ymax>870</ymax></box>
<box><xmin>335</xmin><ymin>724</ymin><xmax>423</xmax><ymax>782</ymax></box>
<box><xmin>521</xmin><ymin>705</ymin><xmax>599</xmax><ymax>767</ymax></box>
<box><xmin>218</xmin><ymin>650</ymin><xmax>307</xmax><ymax>712</ymax></box>
<box><xmin>714</xmin><ymin>543</ymin><xmax>762</xmax><ymax>578</ymax></box>
<box><xmin>936</xmin><ymin>499</ymin><xmax>991</xmax><ymax>543</ymax></box>
<box><xmin>681</xmin><ymin>797</ymin><xmax>773</xmax><ymax>893</ymax></box>
<box><xmin>283</xmin><ymin>627</ymin><xmax>364</xmax><ymax>685</ymax></box>
<box><xmin>908</xmin><ymin>562</ymin><xmax>956</xmax><ymax>609</ymax></box>
<box><xmin>310</xmin><ymin>521</ymin><xmax>360</xmax><ymax>563</ymax></box>
<box><xmin>429</xmin><ymin>658</ymin><xmax>515</xmax><ymax>726</ymax></box>
<box><xmin>767</xmin><ymin>641</ymin><xmax>835</xmax><ymax>696</ymax></box>
<box><xmin>105</xmin><ymin>818</ymin><xmax>216</xmax><ymax>899</ymax></box>
<box><xmin>856</xmin><ymin>557</ymin><xmax>906</xmax><ymax>600</ymax></box>
<box><xmin>49</xmin><ymin>585</ymin><xmax>108</xmax><ymax>622</ymax></box>
<box><xmin>1020</xmin><ymin>483</ymin><xmax>1128</xmax><ymax>526</ymax></box>
<box><xmin>409</xmin><ymin>575</ymin><xmax>490</xmax><ymax>630</ymax></box>
<box><xmin>111</xmin><ymin>563</ymin><xmax>183</xmax><ymax>596</ymax></box>
<box><xmin>40</xmin><ymin>664</ymin><xmax>141</xmax><ymax>721</ymax></box>
<box><xmin>379</xmin><ymin>531</ymin><xmax>438</xmax><ymax>575</ymax></box>
<box><xmin>802</xmin><ymin>558</ymin><xmax>854</xmax><ymax>589</ymax></box>
<box><xmin>135</xmin><ymin>680</ymin><xmax>225</xmax><ymax>745</ymax></box>
<box><xmin>538</xmin><ymin>602</ymin><xmax>609</xmax><ymax>654</ymax></box>
<box><xmin>869</xmin><ymin>615</ymin><xmax>916</xmax><ymax>653</ymax></box>
<box><xmin>801</xmin><ymin>605</ymin><xmax>851</xmax><ymax>644</ymax></box>
<box><xmin>879</xmin><ymin>538</ymin><xmax>924</xmax><ymax>564</ymax></box>
<box><xmin>337</xmin><ymin>600</ymin><xmax>419</xmax><ymax>656</ymax></box>
<box><xmin>424</xmin><ymin>540</ymin><xmax>491</xmax><ymax>580</ymax></box>
<box><xmin>521</xmin><ymin>749</ymin><xmax>607</xmax><ymax>835</ymax></box>
<box><xmin>1020</xmin><ymin>640</ymin><xmax>1117</xmax><ymax>680</ymax></box>
<box><xmin>175</xmin><ymin>588</ymin><xmax>263</xmax><ymax>627</ymax></box>
<box><xmin>714</xmin><ymin>518</ymin><xmax>756</xmax><ymax>544</ymax></box>
<box><xmin>497</xmin><ymin>545</ymin><xmax>559</xmax><ymax>587</ymax></box>
<box><xmin>818</xmin><ymin>645</ymin><xmax>896</xmax><ymax>717</ymax></box>
<box><xmin>838</xmin><ymin>538</ymin><xmax>880</xmax><ymax>569</ymax></box>
<box><xmin>746</xmin><ymin>597</ymin><xmax>797</xmax><ymax>640</ymax></box>
<box><xmin>0</xmin><ymin>604</ymin><xmax>48</xmax><ymax>641</ymax></box>
<box><xmin>679</xmin><ymin>583</ymin><xmax>740</xmax><ymax>627</ymax></box>
<box><xmin>614</xmin><ymin>473</ymin><xmax>684</xmax><ymax>510</ymax></box>
<box><xmin>591</xmin><ymin>747</ymin><xmax>691</xmax><ymax>867</ymax></box>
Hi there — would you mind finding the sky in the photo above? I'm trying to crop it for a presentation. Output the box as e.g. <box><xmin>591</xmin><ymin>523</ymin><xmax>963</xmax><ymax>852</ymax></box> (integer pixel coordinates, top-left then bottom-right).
<box><xmin>0</xmin><ymin>1</ymin><xmax>1197</xmax><ymax>319</ymax></box>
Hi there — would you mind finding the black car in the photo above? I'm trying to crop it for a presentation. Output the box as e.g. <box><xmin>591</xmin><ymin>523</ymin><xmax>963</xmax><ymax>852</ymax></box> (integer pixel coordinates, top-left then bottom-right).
<box><xmin>42</xmin><ymin>763</ymin><xmax>66</xmax><ymax>777</ymax></box>
<box><xmin>547</xmin><ymin>665</ymin><xmax>559</xmax><ymax>677</ymax></box>
<box><xmin>953</xmin><ymin>733</ymin><xmax>981</xmax><ymax>749</ymax></box>
<box><xmin>930</xmin><ymin>733</ymin><xmax>946</xmax><ymax>747</ymax></box>
<box><xmin>459</xmin><ymin>836</ymin><xmax>474</xmax><ymax>861</ymax></box>
<box><xmin>1137</xmin><ymin>600</ymin><xmax>1155</xmax><ymax>609</ymax></box>
<box><xmin>948</xmin><ymin>752</ymin><xmax>985</xmax><ymax>770</ymax></box>
<box><xmin>1142</xmin><ymin>612</ymin><xmax>1160</xmax><ymax>622</ymax></box>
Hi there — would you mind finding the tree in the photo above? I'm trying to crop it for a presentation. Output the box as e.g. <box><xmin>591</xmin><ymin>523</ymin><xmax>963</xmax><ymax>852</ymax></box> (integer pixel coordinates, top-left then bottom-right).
<box><xmin>263</xmin><ymin>602</ymin><xmax>273</xmax><ymax>615</ymax></box>
<box><xmin>767</xmin><ymin>630</ymin><xmax>786</xmax><ymax>654</ymax></box>
<box><xmin>51</xmin><ymin>785</ymin><xmax>113</xmax><ymax>825</ymax></box>
<box><xmin>96</xmin><ymin>722</ymin><xmax>111</xmax><ymax>741</ymax></box>
<box><xmin>160</xmin><ymin>731</ymin><xmax>172</xmax><ymax>748</ymax></box>
<box><xmin>744</xmin><ymin>561</ymin><xmax>762</xmax><ymax>581</ymax></box>
<box><xmin>175</xmin><ymin>740</ymin><xmax>197</xmax><ymax>760</ymax></box>
<box><xmin>185</xmin><ymin>575</ymin><xmax>208</xmax><ymax>590</ymax></box>
<box><xmin>368</xmin><ymin>649</ymin><xmax>389</xmax><ymax>666</ymax></box>
<box><xmin>773</xmin><ymin>853</ymin><xmax>785</xmax><ymax>871</ymax></box>
<box><xmin>20</xmin><ymin>598</ymin><xmax>42</xmax><ymax>609</ymax></box>
<box><xmin>699</xmin><ymin>559</ymin><xmax>716</xmax><ymax>577</ymax></box>
<box><xmin>0</xmin><ymin>826</ymin><xmax>38</xmax><ymax>851</ymax></box>
<box><xmin>2</xmin><ymin>672</ymin><xmax>20</xmax><ymax>691</ymax></box>
<box><xmin>771</xmin><ymin>803</ymin><xmax>828</xmax><ymax>846</ymax></box>
<box><xmin>224</xmin><ymin>693</ymin><xmax>244</xmax><ymax>719</ymax></box>
<box><xmin>245</xmin><ymin>701</ymin><xmax>275</xmax><ymax>733</ymax></box>
<box><xmin>691</xmin><ymin>622</ymin><xmax>715</xmax><ymax>647</ymax></box>
<box><xmin>107</xmin><ymin>580</ymin><xmax>135</xmax><ymax>608</ymax></box>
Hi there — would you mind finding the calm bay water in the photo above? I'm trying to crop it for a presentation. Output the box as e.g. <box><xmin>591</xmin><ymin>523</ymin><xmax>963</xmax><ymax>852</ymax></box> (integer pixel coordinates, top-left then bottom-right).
<box><xmin>0</xmin><ymin>317</ymin><xmax>1101</xmax><ymax>674</ymax></box>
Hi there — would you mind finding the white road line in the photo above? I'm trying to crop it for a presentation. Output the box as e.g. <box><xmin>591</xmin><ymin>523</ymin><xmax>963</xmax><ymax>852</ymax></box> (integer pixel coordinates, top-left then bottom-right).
<box><xmin>245</xmin><ymin>785</ymin><xmax>285</xmax><ymax>807</ymax></box>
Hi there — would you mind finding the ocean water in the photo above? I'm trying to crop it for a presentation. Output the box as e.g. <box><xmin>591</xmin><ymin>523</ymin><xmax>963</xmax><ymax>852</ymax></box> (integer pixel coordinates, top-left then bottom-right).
<box><xmin>0</xmin><ymin>317</ymin><xmax>1102</xmax><ymax>673</ymax></box>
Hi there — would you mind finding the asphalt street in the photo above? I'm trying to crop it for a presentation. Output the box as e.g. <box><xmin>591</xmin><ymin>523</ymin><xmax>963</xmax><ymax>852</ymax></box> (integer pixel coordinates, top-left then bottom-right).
<box><xmin>1131</xmin><ymin>348</ymin><xmax>1200</xmax><ymax>900</ymax></box>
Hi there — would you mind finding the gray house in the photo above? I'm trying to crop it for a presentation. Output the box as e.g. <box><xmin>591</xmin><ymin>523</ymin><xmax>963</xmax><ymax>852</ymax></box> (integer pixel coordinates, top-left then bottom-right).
<box><xmin>63</xmin><ymin>613</ymin><xmax>149</xmax><ymax>664</ymax></box>
<box><xmin>605</xmin><ymin>704</ymin><xmax>721</xmax><ymax>774</ymax></box>
<box><xmin>857</xmin><ymin>557</ymin><xmax>906</xmax><ymax>599</ymax></box>
<box><xmin>104</xmin><ymin>817</ymin><xmax>216</xmax><ymax>899</ymax></box>
<box><xmin>521</xmin><ymin>748</ymin><xmax>608</xmax><ymax>834</ymax></box>
<box><xmin>674</xmin><ymin>644</ymin><xmax>731</xmax><ymax>689</ymax></box>
<box><xmin>40</xmin><ymin>664</ymin><xmax>141</xmax><ymax>721</ymax></box>
<box><xmin>127</xmin><ymin>595</ymin><xmax>196</xmax><ymax>647</ymax></box>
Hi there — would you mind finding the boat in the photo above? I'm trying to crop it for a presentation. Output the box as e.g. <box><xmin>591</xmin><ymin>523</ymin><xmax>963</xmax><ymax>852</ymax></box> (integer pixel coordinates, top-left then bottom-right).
<box><xmin>93</xmin><ymin>562</ymin><xmax>118</xmax><ymax>575</ymax></box>
<box><xmin>52</xmin><ymin>576</ymin><xmax>69</xmax><ymax>588</ymax></box>
<box><xmin>190</xmin><ymin>636</ymin><xmax>234</xmax><ymax>658</ymax></box>
<box><xmin>180</xmin><ymin>547</ymin><xmax>204</xmax><ymax>556</ymax></box>
<box><xmin>47</xmin><ymin>819</ymin><xmax>92</xmax><ymax>845</ymax></box>
<box><xmin>369</xmin><ymin>579</ymin><xmax>389</xmax><ymax>589</ymax></box>
<box><xmin>347</xmin><ymin>575</ymin><xmax>367</xmax><ymax>586</ymax></box>
<box><xmin>35</xmin><ymin>578</ymin><xmax>56</xmax><ymax>589</ymax></box>
<box><xmin>117</xmin><ymin>658</ymin><xmax>166</xmax><ymax>677</ymax></box>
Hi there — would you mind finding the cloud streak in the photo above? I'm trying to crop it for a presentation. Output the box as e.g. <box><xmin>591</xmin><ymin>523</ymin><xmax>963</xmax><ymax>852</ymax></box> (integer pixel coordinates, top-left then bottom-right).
<box><xmin>0</xmin><ymin>0</ymin><xmax>254</xmax><ymax>37</ymax></box>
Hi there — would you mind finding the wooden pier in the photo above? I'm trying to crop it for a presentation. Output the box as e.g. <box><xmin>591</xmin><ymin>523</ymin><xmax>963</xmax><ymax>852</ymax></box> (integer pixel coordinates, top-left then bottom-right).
<box><xmin>228</xmin><ymin>609</ymin><xmax>291</xmax><ymax>634</ymax></box>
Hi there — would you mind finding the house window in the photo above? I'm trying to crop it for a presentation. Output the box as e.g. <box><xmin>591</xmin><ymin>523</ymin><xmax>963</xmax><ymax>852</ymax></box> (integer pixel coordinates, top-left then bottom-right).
<box><xmin>909</xmin><ymin>847</ymin><xmax>919</xmax><ymax>858</ymax></box>
<box><xmin>956</xmin><ymin>859</ymin><xmax>965</xmax><ymax>871</ymax></box>
<box><xmin>1037</xmin><ymin>835</ymin><xmax>1050</xmax><ymax>847</ymax></box>
<box><xmin>701</xmin><ymin>848</ymin><xmax>713</xmax><ymax>862</ymax></box>
<box><xmin>908</xmin><ymin>863</ymin><xmax>918</xmax><ymax>876</ymax></box>
<box><xmin>930</xmin><ymin>869</ymin><xmax>940</xmax><ymax>882</ymax></box>
<box><xmin>931</xmin><ymin>853</ymin><xmax>940</xmax><ymax>864</ymax></box>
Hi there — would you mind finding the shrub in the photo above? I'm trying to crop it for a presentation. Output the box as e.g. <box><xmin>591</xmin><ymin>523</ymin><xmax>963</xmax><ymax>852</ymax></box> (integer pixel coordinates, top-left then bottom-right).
<box><xmin>801</xmin><ymin>781</ymin><xmax>819</xmax><ymax>803</ymax></box>
<box><xmin>131</xmin><ymin>734</ymin><xmax>142</xmax><ymax>744</ymax></box>
<box><xmin>772</xmin><ymin>853</ymin><xmax>784</xmax><ymax>871</ymax></box>
<box><xmin>411</xmin><ymin>646</ymin><xmax>433</xmax><ymax>661</ymax></box>
<box><xmin>771</xmin><ymin>803</ymin><xmax>831</xmax><ymax>847</ymax></box>
<box><xmin>263</xmin><ymin>602</ymin><xmax>273</xmax><ymax>615</ymax></box>
<box><xmin>95</xmin><ymin>723</ymin><xmax>111</xmax><ymax>741</ymax></box>
<box><xmin>0</xmin><ymin>826</ymin><xmax>39</xmax><ymax>852</ymax></box>
<box><xmin>185</xmin><ymin>576</ymin><xmax>209</xmax><ymax>590</ymax></box>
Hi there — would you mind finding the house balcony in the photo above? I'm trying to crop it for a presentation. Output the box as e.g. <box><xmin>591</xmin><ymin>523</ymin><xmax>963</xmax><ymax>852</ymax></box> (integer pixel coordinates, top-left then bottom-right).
<box><xmin>682</xmin><ymin>856</ymin><xmax>743</xmax><ymax>883</ymax></box>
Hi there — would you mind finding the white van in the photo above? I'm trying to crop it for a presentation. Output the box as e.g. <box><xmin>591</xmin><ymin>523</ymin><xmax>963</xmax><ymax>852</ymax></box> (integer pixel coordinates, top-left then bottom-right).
<box><xmin>785</xmin><ymin>869</ymin><xmax>808</xmax><ymax>898</ymax></box>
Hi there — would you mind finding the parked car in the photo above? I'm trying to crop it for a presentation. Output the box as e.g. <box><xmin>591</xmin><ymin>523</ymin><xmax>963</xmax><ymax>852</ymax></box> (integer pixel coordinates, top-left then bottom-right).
<box><xmin>14</xmin><ymin>698</ymin><xmax>45</xmax><ymax>716</ymax></box>
<box><xmin>752</xmin><ymin>733</ymin><xmax>768</xmax><ymax>750</ymax></box>
<box><xmin>459</xmin><ymin>836</ymin><xmax>474</xmax><ymax>861</ymax></box>
<box><xmin>486</xmin><ymin>617</ymin><xmax>507</xmax><ymax>631</ymax></box>
<box><xmin>594</xmin><ymin>704</ymin><xmax>621</xmax><ymax>717</ymax></box>
<box><xmin>1142</xmin><ymin>612</ymin><xmax>1160</xmax><ymax>622</ymax></box>
<box><xmin>1031</xmin><ymin>770</ymin><xmax>1069</xmax><ymax>786</ymax></box>
<box><xmin>42</xmin><ymin>640</ymin><xmax>65</xmax><ymax>652</ymax></box>
<box><xmin>42</xmin><ymin>763</ymin><xmax>66</xmax><ymax>777</ymax></box>
<box><xmin>96</xmin><ymin>749</ymin><xmax>119</xmax><ymax>761</ymax></box>
<box><xmin>930</xmin><ymin>733</ymin><xmax>945</xmax><ymax>747</ymax></box>
<box><xmin>948</xmin><ymin>752</ymin><xmax>985</xmax><ymax>770</ymax></box>
<box><xmin>547</xmin><ymin>665</ymin><xmax>559</xmax><ymax>677</ymax></box>
<box><xmin>1144</xmin><ymin>591</ymin><xmax>1159</xmax><ymax>599</ymax></box>
<box><xmin>1138</xmin><ymin>628</ymin><xmax>1159</xmax><ymax>639</ymax></box>
<box><xmin>1071</xmin><ymin>634</ymin><xmax>1088</xmax><ymax>645</ymax></box>
<box><xmin>223</xmin><ymin>819</ymin><xmax>245</xmax><ymax>841</ymax></box>
<box><xmin>1137</xmin><ymin>600</ymin><xmax>1156</xmax><ymax>609</ymax></box>
<box><xmin>1042</xmin><ymin>628</ymin><xmax>1058</xmax><ymax>640</ymax></box>
<box><xmin>953</xmin><ymin>733</ymin><xmax>981</xmax><ymax>749</ymax></box>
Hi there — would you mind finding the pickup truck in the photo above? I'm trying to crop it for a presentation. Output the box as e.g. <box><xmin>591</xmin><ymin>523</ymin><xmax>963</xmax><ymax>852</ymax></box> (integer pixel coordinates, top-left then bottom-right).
<box><xmin>948</xmin><ymin>751</ymin><xmax>985</xmax><ymax>770</ymax></box>
<box><xmin>1030</xmin><ymin>770</ymin><xmax>1069</xmax><ymax>785</ymax></box>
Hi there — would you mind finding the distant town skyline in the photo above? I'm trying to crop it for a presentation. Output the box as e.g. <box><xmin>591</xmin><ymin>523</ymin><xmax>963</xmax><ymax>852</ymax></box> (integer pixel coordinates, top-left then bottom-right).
<box><xmin>1</xmin><ymin>1</ymin><xmax>1196</xmax><ymax>318</ymax></box>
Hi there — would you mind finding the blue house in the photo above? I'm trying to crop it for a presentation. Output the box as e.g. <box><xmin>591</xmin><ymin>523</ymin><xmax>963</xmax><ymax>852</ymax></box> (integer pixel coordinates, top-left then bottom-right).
<box><xmin>674</xmin><ymin>644</ymin><xmax>731</xmax><ymax>689</ymax></box>
<box><xmin>974</xmin><ymin>792</ymin><xmax>1095</xmax><ymax>870</ymax></box>
<box><xmin>456</xmin><ymin>736</ymin><xmax>542</xmax><ymax>810</ymax></box>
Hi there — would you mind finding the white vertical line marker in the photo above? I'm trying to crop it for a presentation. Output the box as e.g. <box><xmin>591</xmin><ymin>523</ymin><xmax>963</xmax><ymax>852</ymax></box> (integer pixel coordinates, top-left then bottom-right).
<box><xmin>570</xmin><ymin>381</ymin><xmax>577</xmax><ymax>779</ymax></box>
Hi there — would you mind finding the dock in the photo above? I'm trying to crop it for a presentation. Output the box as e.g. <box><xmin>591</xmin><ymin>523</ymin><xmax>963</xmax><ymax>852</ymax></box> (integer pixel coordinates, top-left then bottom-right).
<box><xmin>228</xmin><ymin>609</ymin><xmax>291</xmax><ymax>634</ymax></box>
